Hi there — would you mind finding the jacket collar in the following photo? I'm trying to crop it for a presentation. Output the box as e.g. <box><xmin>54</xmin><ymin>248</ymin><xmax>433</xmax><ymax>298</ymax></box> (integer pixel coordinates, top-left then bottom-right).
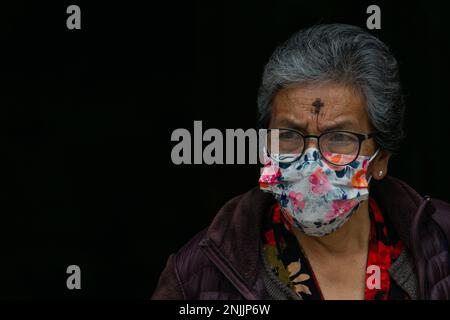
<box><xmin>203</xmin><ymin>186</ymin><xmax>274</xmax><ymax>296</ymax></box>
<box><xmin>370</xmin><ymin>176</ymin><xmax>424</xmax><ymax>250</ymax></box>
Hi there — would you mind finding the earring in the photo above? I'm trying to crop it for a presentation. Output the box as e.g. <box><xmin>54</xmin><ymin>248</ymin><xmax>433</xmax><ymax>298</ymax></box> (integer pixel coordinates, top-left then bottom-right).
<box><xmin>378</xmin><ymin>170</ymin><xmax>383</xmax><ymax>177</ymax></box>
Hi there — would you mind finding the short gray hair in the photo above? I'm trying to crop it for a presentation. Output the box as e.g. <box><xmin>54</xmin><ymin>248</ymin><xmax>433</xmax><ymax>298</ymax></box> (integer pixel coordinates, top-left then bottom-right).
<box><xmin>257</xmin><ymin>24</ymin><xmax>405</xmax><ymax>153</ymax></box>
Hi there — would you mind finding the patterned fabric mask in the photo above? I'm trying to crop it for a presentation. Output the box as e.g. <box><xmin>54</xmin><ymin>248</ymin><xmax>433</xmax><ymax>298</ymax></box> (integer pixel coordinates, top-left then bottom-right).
<box><xmin>259</xmin><ymin>148</ymin><xmax>379</xmax><ymax>237</ymax></box>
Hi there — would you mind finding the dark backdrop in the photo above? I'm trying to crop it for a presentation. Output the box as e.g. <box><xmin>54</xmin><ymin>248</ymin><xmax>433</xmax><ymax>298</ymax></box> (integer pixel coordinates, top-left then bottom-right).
<box><xmin>1</xmin><ymin>0</ymin><xmax>449</xmax><ymax>298</ymax></box>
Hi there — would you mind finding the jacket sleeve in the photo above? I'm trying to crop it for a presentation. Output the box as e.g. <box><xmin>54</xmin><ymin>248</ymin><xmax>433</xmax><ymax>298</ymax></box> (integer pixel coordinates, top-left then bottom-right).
<box><xmin>151</xmin><ymin>254</ymin><xmax>185</xmax><ymax>300</ymax></box>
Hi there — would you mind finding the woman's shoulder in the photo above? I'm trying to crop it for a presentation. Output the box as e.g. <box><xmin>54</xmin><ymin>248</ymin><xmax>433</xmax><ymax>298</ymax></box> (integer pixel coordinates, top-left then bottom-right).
<box><xmin>425</xmin><ymin>198</ymin><xmax>450</xmax><ymax>242</ymax></box>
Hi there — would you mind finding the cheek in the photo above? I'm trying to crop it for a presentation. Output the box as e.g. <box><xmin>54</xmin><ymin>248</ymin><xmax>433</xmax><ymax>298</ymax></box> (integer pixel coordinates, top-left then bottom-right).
<box><xmin>364</xmin><ymin>154</ymin><xmax>380</xmax><ymax>178</ymax></box>
<box><xmin>365</xmin><ymin>164</ymin><xmax>375</xmax><ymax>180</ymax></box>
<box><xmin>359</xmin><ymin>139</ymin><xmax>377</xmax><ymax>157</ymax></box>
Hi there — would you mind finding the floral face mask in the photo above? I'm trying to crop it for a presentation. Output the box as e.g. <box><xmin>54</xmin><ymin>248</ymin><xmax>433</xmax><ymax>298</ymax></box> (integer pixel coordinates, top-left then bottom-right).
<box><xmin>259</xmin><ymin>148</ymin><xmax>379</xmax><ymax>237</ymax></box>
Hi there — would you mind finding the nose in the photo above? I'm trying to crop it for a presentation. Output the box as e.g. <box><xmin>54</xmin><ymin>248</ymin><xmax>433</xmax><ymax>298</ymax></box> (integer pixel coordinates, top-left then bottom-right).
<box><xmin>304</xmin><ymin>136</ymin><xmax>319</xmax><ymax>150</ymax></box>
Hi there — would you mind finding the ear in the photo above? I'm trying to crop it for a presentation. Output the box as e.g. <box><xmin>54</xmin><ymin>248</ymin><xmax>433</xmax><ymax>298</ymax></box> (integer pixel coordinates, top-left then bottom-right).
<box><xmin>367</xmin><ymin>149</ymin><xmax>391</xmax><ymax>180</ymax></box>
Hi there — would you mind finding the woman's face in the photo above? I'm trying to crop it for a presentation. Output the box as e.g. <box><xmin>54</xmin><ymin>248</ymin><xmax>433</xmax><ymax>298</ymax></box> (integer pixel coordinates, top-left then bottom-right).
<box><xmin>269</xmin><ymin>83</ymin><xmax>390</xmax><ymax>180</ymax></box>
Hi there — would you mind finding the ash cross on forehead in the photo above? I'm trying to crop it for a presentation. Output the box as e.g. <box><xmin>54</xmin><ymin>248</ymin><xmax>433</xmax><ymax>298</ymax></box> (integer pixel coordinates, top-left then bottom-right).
<box><xmin>312</xmin><ymin>98</ymin><xmax>324</xmax><ymax>114</ymax></box>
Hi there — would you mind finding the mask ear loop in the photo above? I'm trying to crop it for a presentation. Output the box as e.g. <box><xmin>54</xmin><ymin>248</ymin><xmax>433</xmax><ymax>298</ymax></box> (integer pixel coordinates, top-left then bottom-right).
<box><xmin>260</xmin><ymin>145</ymin><xmax>280</xmax><ymax>177</ymax></box>
<box><xmin>367</xmin><ymin>149</ymin><xmax>380</xmax><ymax>184</ymax></box>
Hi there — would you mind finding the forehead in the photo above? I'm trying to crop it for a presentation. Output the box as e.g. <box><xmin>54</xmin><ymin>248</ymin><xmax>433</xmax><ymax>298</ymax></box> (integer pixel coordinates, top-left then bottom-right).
<box><xmin>270</xmin><ymin>83</ymin><xmax>371</xmax><ymax>132</ymax></box>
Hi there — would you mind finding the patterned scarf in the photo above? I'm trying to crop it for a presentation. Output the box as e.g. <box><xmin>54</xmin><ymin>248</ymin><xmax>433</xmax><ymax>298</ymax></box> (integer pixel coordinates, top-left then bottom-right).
<box><xmin>262</xmin><ymin>197</ymin><xmax>408</xmax><ymax>300</ymax></box>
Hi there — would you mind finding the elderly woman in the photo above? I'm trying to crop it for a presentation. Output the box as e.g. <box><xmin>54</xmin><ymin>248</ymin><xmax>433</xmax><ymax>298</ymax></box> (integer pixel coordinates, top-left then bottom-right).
<box><xmin>152</xmin><ymin>24</ymin><xmax>450</xmax><ymax>300</ymax></box>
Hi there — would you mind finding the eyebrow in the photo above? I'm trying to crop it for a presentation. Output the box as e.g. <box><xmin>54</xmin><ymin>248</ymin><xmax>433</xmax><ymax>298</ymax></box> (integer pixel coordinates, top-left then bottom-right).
<box><xmin>320</xmin><ymin>119</ymin><xmax>358</xmax><ymax>132</ymax></box>
<box><xmin>272</xmin><ymin>118</ymin><xmax>307</xmax><ymax>132</ymax></box>
<box><xmin>272</xmin><ymin>117</ymin><xmax>358</xmax><ymax>132</ymax></box>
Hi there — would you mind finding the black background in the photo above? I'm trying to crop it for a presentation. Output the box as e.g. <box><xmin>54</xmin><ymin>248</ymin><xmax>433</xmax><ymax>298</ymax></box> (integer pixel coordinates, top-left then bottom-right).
<box><xmin>1</xmin><ymin>0</ymin><xmax>449</xmax><ymax>298</ymax></box>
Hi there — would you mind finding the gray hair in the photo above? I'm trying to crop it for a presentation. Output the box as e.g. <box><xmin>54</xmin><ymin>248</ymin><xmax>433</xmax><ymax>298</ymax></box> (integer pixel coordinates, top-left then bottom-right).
<box><xmin>257</xmin><ymin>24</ymin><xmax>405</xmax><ymax>153</ymax></box>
